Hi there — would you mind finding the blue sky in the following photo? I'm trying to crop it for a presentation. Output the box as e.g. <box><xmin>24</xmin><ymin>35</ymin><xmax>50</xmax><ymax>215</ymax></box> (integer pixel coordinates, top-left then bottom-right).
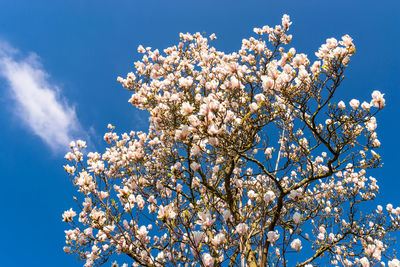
<box><xmin>0</xmin><ymin>0</ymin><xmax>399</xmax><ymax>266</ymax></box>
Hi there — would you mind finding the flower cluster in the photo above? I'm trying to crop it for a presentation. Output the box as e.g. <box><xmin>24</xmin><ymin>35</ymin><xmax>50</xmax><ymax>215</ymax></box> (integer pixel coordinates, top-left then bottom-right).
<box><xmin>62</xmin><ymin>15</ymin><xmax>400</xmax><ymax>266</ymax></box>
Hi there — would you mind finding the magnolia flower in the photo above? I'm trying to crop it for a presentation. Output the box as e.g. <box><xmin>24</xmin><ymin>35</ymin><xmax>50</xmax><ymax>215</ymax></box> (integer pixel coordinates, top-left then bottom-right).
<box><xmin>69</xmin><ymin>141</ymin><xmax>76</xmax><ymax>148</ymax></box>
<box><xmin>76</xmin><ymin>140</ymin><xmax>87</xmax><ymax>148</ymax></box>
<box><xmin>338</xmin><ymin>101</ymin><xmax>346</xmax><ymax>110</ymax></box>
<box><xmin>261</xmin><ymin>75</ymin><xmax>274</xmax><ymax>90</ymax></box>
<box><xmin>359</xmin><ymin>257</ymin><xmax>370</xmax><ymax>267</ymax></box>
<box><xmin>247</xmin><ymin>190</ymin><xmax>257</xmax><ymax>199</ymax></box>
<box><xmin>190</xmin><ymin>145</ymin><xmax>201</xmax><ymax>156</ymax></box>
<box><xmin>311</xmin><ymin>61</ymin><xmax>321</xmax><ymax>74</ymax></box>
<box><xmin>293</xmin><ymin>54</ymin><xmax>308</xmax><ymax>68</ymax></box>
<box><xmin>202</xmin><ymin>253</ymin><xmax>214</xmax><ymax>267</ymax></box>
<box><xmin>137</xmin><ymin>45</ymin><xmax>145</xmax><ymax>53</ymax></box>
<box><xmin>282</xmin><ymin>14</ymin><xmax>291</xmax><ymax>29</ymax></box>
<box><xmin>361</xmin><ymin>101</ymin><xmax>371</xmax><ymax>111</ymax></box>
<box><xmin>326</xmin><ymin>38</ymin><xmax>338</xmax><ymax>49</ymax></box>
<box><xmin>290</xmin><ymin>239</ymin><xmax>302</xmax><ymax>252</ymax></box>
<box><xmin>137</xmin><ymin>226</ymin><xmax>148</xmax><ymax>239</ymax></box>
<box><xmin>267</xmin><ymin>231</ymin><xmax>280</xmax><ymax>244</ymax></box>
<box><xmin>249</xmin><ymin>102</ymin><xmax>259</xmax><ymax>113</ymax></box>
<box><xmin>230</xmin><ymin>76</ymin><xmax>240</xmax><ymax>88</ymax></box>
<box><xmin>264</xmin><ymin>191</ymin><xmax>276</xmax><ymax>204</ymax></box>
<box><xmin>387</xmin><ymin>204</ymin><xmax>393</xmax><ymax>212</ymax></box>
<box><xmin>157</xmin><ymin>205</ymin><xmax>176</xmax><ymax>220</ymax></box>
<box><xmin>181</xmin><ymin>102</ymin><xmax>194</xmax><ymax>115</ymax></box>
<box><xmin>349</xmin><ymin>99</ymin><xmax>360</xmax><ymax>110</ymax></box>
<box><xmin>64</xmin><ymin>152</ymin><xmax>75</xmax><ymax>161</ymax></box>
<box><xmin>371</xmin><ymin>150</ymin><xmax>379</xmax><ymax>159</ymax></box>
<box><xmin>99</xmin><ymin>191</ymin><xmax>108</xmax><ymax>200</ymax></box>
<box><xmin>175</xmin><ymin>125</ymin><xmax>190</xmax><ymax>140</ymax></box>
<box><xmin>366</xmin><ymin>117</ymin><xmax>377</xmax><ymax>132</ymax></box>
<box><xmin>156</xmin><ymin>251</ymin><xmax>165</xmax><ymax>261</ymax></box>
<box><xmin>235</xmin><ymin>223</ymin><xmax>249</xmax><ymax>235</ymax></box>
<box><xmin>254</xmin><ymin>93</ymin><xmax>265</xmax><ymax>103</ymax></box>
<box><xmin>222</xmin><ymin>210</ymin><xmax>232</xmax><ymax>222</ymax></box>
<box><xmin>371</xmin><ymin>90</ymin><xmax>385</xmax><ymax>108</ymax></box>
<box><xmin>377</xmin><ymin>205</ymin><xmax>383</xmax><ymax>213</ymax></box>
<box><xmin>179</xmin><ymin>77</ymin><xmax>193</xmax><ymax>88</ymax></box>
<box><xmin>388</xmin><ymin>259</ymin><xmax>400</xmax><ymax>267</ymax></box>
<box><xmin>328</xmin><ymin>233</ymin><xmax>336</xmax><ymax>242</ymax></box>
<box><xmin>255</xmin><ymin>43</ymin><xmax>265</xmax><ymax>54</ymax></box>
<box><xmin>208</xmin><ymin>124</ymin><xmax>220</xmax><ymax>135</ymax></box>
<box><xmin>190</xmin><ymin>162</ymin><xmax>200</xmax><ymax>171</ymax></box>
<box><xmin>318</xmin><ymin>232</ymin><xmax>325</xmax><ymax>240</ymax></box>
<box><xmin>76</xmin><ymin>171</ymin><xmax>93</xmax><ymax>188</ymax></box>
<box><xmin>265</xmin><ymin>147</ymin><xmax>273</xmax><ymax>157</ymax></box>
<box><xmin>341</xmin><ymin>34</ymin><xmax>353</xmax><ymax>47</ymax></box>
<box><xmin>89</xmin><ymin>208</ymin><xmax>107</xmax><ymax>226</ymax></box>
<box><xmin>211</xmin><ymin>233</ymin><xmax>226</xmax><ymax>246</ymax></box>
<box><xmin>83</xmin><ymin>227</ymin><xmax>92</xmax><ymax>236</ymax></box>
<box><xmin>197</xmin><ymin>211</ymin><xmax>215</xmax><ymax>228</ymax></box>
<box><xmin>62</xmin><ymin>208</ymin><xmax>76</xmax><ymax>222</ymax></box>
<box><xmin>188</xmin><ymin>115</ymin><xmax>200</xmax><ymax>127</ymax></box>
<box><xmin>372</xmin><ymin>139</ymin><xmax>381</xmax><ymax>147</ymax></box>
<box><xmin>392</xmin><ymin>207</ymin><xmax>400</xmax><ymax>216</ymax></box>
<box><xmin>190</xmin><ymin>231</ymin><xmax>204</xmax><ymax>248</ymax></box>
<box><xmin>288</xmin><ymin>189</ymin><xmax>301</xmax><ymax>200</ymax></box>
<box><xmin>136</xmin><ymin>195</ymin><xmax>145</xmax><ymax>210</ymax></box>
<box><xmin>64</xmin><ymin>165</ymin><xmax>76</xmax><ymax>174</ymax></box>
<box><xmin>293</xmin><ymin>212</ymin><xmax>302</xmax><ymax>224</ymax></box>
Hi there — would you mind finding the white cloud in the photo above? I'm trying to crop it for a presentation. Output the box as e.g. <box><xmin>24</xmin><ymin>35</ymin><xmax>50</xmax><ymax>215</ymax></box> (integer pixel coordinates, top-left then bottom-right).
<box><xmin>0</xmin><ymin>41</ymin><xmax>87</xmax><ymax>152</ymax></box>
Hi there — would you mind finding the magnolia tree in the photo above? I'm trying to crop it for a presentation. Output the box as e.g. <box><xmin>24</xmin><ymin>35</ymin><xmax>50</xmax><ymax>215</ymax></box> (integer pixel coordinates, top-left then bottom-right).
<box><xmin>62</xmin><ymin>15</ymin><xmax>400</xmax><ymax>267</ymax></box>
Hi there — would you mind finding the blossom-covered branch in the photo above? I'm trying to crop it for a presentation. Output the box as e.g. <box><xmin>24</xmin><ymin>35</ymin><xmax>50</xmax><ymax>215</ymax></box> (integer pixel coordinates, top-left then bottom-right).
<box><xmin>62</xmin><ymin>15</ymin><xmax>399</xmax><ymax>267</ymax></box>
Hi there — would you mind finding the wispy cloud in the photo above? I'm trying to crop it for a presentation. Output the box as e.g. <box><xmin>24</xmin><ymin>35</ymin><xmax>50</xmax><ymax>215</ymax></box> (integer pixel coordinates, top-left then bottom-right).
<box><xmin>0</xmin><ymin>41</ymin><xmax>88</xmax><ymax>153</ymax></box>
